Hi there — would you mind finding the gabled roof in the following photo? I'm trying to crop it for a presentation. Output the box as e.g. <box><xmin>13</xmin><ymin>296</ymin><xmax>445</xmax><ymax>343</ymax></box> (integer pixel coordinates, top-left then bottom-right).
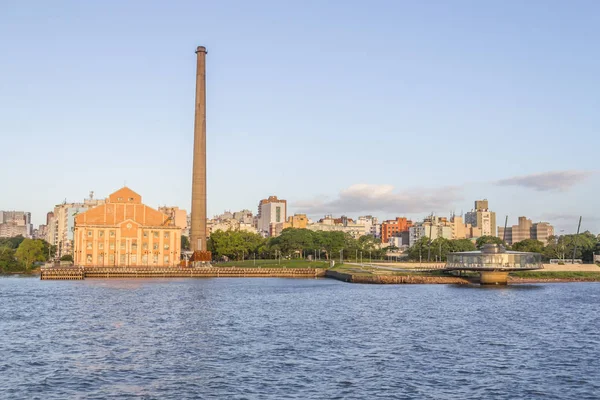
<box><xmin>108</xmin><ymin>187</ymin><xmax>142</xmax><ymax>204</ymax></box>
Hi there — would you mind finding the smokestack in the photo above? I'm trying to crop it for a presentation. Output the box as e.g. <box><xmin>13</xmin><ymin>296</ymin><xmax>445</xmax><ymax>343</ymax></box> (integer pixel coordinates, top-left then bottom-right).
<box><xmin>190</xmin><ymin>46</ymin><xmax>207</xmax><ymax>252</ymax></box>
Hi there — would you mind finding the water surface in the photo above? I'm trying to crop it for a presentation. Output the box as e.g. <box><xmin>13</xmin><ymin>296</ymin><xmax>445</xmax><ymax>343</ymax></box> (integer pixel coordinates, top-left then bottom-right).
<box><xmin>1</xmin><ymin>277</ymin><xmax>599</xmax><ymax>399</ymax></box>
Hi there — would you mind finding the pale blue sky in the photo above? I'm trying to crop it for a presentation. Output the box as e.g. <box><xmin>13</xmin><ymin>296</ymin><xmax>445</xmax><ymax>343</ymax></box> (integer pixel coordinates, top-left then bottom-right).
<box><xmin>1</xmin><ymin>0</ymin><xmax>598</xmax><ymax>233</ymax></box>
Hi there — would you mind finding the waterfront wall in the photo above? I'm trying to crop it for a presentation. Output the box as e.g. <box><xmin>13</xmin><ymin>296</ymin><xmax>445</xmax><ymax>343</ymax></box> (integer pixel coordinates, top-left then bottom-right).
<box><xmin>325</xmin><ymin>270</ymin><xmax>469</xmax><ymax>284</ymax></box>
<box><xmin>41</xmin><ymin>267</ymin><xmax>326</xmax><ymax>280</ymax></box>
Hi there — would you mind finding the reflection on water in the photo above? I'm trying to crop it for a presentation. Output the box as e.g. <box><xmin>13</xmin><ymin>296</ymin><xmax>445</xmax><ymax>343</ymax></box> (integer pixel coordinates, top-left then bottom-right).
<box><xmin>1</xmin><ymin>277</ymin><xmax>599</xmax><ymax>399</ymax></box>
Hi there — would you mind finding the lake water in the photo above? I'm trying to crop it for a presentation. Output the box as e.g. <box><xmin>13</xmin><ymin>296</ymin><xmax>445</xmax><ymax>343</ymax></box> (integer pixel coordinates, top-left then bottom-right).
<box><xmin>1</xmin><ymin>277</ymin><xmax>599</xmax><ymax>399</ymax></box>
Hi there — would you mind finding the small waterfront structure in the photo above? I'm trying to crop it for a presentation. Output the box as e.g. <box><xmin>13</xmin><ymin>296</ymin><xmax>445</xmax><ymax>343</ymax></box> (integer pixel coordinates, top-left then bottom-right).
<box><xmin>445</xmin><ymin>244</ymin><xmax>543</xmax><ymax>285</ymax></box>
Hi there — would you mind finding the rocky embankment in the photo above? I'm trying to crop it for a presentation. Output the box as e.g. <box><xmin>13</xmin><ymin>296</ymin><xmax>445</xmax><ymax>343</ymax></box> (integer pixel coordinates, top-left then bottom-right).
<box><xmin>326</xmin><ymin>270</ymin><xmax>470</xmax><ymax>284</ymax></box>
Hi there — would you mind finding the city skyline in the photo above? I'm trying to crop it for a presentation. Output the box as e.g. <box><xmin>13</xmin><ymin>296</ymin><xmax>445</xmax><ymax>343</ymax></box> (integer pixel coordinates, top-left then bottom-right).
<box><xmin>1</xmin><ymin>1</ymin><xmax>599</xmax><ymax>233</ymax></box>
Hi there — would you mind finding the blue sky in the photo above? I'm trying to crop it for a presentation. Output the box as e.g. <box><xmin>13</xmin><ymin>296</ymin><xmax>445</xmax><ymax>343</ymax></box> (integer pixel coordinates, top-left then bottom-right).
<box><xmin>1</xmin><ymin>0</ymin><xmax>598</xmax><ymax>233</ymax></box>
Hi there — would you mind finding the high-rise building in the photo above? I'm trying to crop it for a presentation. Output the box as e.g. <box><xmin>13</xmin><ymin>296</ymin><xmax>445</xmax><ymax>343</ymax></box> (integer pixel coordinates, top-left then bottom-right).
<box><xmin>465</xmin><ymin>199</ymin><xmax>496</xmax><ymax>237</ymax></box>
<box><xmin>408</xmin><ymin>216</ymin><xmax>453</xmax><ymax>247</ymax></box>
<box><xmin>257</xmin><ymin>196</ymin><xmax>287</xmax><ymax>236</ymax></box>
<box><xmin>46</xmin><ymin>192</ymin><xmax>105</xmax><ymax>258</ymax></box>
<box><xmin>381</xmin><ymin>217</ymin><xmax>413</xmax><ymax>243</ymax></box>
<box><xmin>0</xmin><ymin>211</ymin><xmax>32</xmax><ymax>238</ymax></box>
<box><xmin>498</xmin><ymin>217</ymin><xmax>554</xmax><ymax>245</ymax></box>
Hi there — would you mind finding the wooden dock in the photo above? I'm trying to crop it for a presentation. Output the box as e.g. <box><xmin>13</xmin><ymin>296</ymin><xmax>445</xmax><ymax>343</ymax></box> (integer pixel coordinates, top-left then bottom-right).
<box><xmin>40</xmin><ymin>266</ymin><xmax>326</xmax><ymax>280</ymax></box>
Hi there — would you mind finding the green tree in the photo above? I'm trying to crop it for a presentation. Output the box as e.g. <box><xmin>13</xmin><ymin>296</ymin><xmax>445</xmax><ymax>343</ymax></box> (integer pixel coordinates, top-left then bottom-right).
<box><xmin>475</xmin><ymin>235</ymin><xmax>505</xmax><ymax>249</ymax></box>
<box><xmin>60</xmin><ymin>254</ymin><xmax>74</xmax><ymax>262</ymax></box>
<box><xmin>406</xmin><ymin>237</ymin><xmax>430</xmax><ymax>261</ymax></box>
<box><xmin>0</xmin><ymin>246</ymin><xmax>19</xmax><ymax>272</ymax></box>
<box><xmin>15</xmin><ymin>239</ymin><xmax>46</xmax><ymax>270</ymax></box>
<box><xmin>0</xmin><ymin>235</ymin><xmax>25</xmax><ymax>249</ymax></box>
<box><xmin>512</xmin><ymin>239</ymin><xmax>545</xmax><ymax>254</ymax></box>
<box><xmin>208</xmin><ymin>230</ymin><xmax>266</xmax><ymax>261</ymax></box>
<box><xmin>181</xmin><ymin>235</ymin><xmax>190</xmax><ymax>251</ymax></box>
<box><xmin>449</xmin><ymin>239</ymin><xmax>477</xmax><ymax>252</ymax></box>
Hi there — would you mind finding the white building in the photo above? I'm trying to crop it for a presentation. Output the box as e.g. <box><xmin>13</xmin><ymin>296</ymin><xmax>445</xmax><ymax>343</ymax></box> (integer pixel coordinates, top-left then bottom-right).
<box><xmin>408</xmin><ymin>217</ymin><xmax>454</xmax><ymax>247</ymax></box>
<box><xmin>257</xmin><ymin>196</ymin><xmax>287</xmax><ymax>236</ymax></box>
<box><xmin>47</xmin><ymin>192</ymin><xmax>105</xmax><ymax>258</ymax></box>
<box><xmin>357</xmin><ymin>215</ymin><xmax>380</xmax><ymax>238</ymax></box>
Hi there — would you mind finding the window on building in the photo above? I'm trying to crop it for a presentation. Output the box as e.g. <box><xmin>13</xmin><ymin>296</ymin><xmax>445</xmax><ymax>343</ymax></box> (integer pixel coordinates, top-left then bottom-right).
<box><xmin>164</xmin><ymin>232</ymin><xmax>170</xmax><ymax>239</ymax></box>
<box><xmin>143</xmin><ymin>231</ymin><xmax>148</xmax><ymax>238</ymax></box>
<box><xmin>142</xmin><ymin>255</ymin><xmax>148</xmax><ymax>264</ymax></box>
<box><xmin>118</xmin><ymin>197</ymin><xmax>123</xmax><ymax>201</ymax></box>
<box><xmin>110</xmin><ymin>230</ymin><xmax>115</xmax><ymax>237</ymax></box>
<box><xmin>86</xmin><ymin>254</ymin><xmax>92</xmax><ymax>263</ymax></box>
<box><xmin>128</xmin><ymin>197</ymin><xmax>134</xmax><ymax>201</ymax></box>
<box><xmin>164</xmin><ymin>244</ymin><xmax>170</xmax><ymax>250</ymax></box>
<box><xmin>98</xmin><ymin>255</ymin><xmax>103</xmax><ymax>264</ymax></box>
<box><xmin>163</xmin><ymin>255</ymin><xmax>169</xmax><ymax>264</ymax></box>
<box><xmin>99</xmin><ymin>243</ymin><xmax>104</xmax><ymax>250</ymax></box>
<box><xmin>120</xmin><ymin>241</ymin><xmax>126</xmax><ymax>250</ymax></box>
<box><xmin>99</xmin><ymin>231</ymin><xmax>104</xmax><ymax>237</ymax></box>
<box><xmin>120</xmin><ymin>254</ymin><xmax>126</xmax><ymax>264</ymax></box>
<box><xmin>87</xmin><ymin>231</ymin><xmax>93</xmax><ymax>237</ymax></box>
<box><xmin>153</xmin><ymin>255</ymin><xmax>158</xmax><ymax>263</ymax></box>
<box><xmin>132</xmin><ymin>242</ymin><xmax>137</xmax><ymax>251</ymax></box>
<box><xmin>131</xmin><ymin>255</ymin><xmax>137</xmax><ymax>264</ymax></box>
<box><xmin>86</xmin><ymin>243</ymin><xmax>92</xmax><ymax>250</ymax></box>
<box><xmin>276</xmin><ymin>207</ymin><xmax>281</xmax><ymax>223</ymax></box>
<box><xmin>143</xmin><ymin>242</ymin><xmax>148</xmax><ymax>250</ymax></box>
<box><xmin>109</xmin><ymin>254</ymin><xmax>115</xmax><ymax>263</ymax></box>
<box><xmin>153</xmin><ymin>231</ymin><xmax>159</xmax><ymax>238</ymax></box>
<box><xmin>109</xmin><ymin>242</ymin><xmax>115</xmax><ymax>250</ymax></box>
<box><xmin>153</xmin><ymin>243</ymin><xmax>159</xmax><ymax>250</ymax></box>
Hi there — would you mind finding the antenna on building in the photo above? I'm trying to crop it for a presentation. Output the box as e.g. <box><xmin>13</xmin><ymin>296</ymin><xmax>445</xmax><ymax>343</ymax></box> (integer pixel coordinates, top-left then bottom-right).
<box><xmin>89</xmin><ymin>191</ymin><xmax>94</xmax><ymax>200</ymax></box>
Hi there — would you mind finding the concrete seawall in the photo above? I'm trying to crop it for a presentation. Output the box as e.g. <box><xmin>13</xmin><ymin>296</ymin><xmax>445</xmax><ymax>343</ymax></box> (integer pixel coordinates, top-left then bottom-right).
<box><xmin>326</xmin><ymin>270</ymin><xmax>470</xmax><ymax>284</ymax></box>
<box><xmin>41</xmin><ymin>267</ymin><xmax>326</xmax><ymax>280</ymax></box>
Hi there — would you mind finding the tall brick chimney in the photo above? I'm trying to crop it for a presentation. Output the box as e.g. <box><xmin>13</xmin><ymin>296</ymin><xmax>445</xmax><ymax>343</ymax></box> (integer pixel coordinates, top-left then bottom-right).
<box><xmin>190</xmin><ymin>46</ymin><xmax>207</xmax><ymax>252</ymax></box>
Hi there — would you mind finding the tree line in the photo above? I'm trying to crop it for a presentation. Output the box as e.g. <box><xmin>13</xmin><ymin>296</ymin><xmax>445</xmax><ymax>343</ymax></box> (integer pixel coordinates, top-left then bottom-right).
<box><xmin>0</xmin><ymin>236</ymin><xmax>56</xmax><ymax>273</ymax></box>
<box><xmin>202</xmin><ymin>228</ymin><xmax>388</xmax><ymax>262</ymax></box>
<box><xmin>199</xmin><ymin>228</ymin><xmax>600</xmax><ymax>264</ymax></box>
<box><xmin>405</xmin><ymin>232</ymin><xmax>600</xmax><ymax>263</ymax></box>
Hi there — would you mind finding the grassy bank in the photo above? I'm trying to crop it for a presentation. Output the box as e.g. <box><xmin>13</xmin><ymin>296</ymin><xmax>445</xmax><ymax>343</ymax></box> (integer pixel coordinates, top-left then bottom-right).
<box><xmin>511</xmin><ymin>271</ymin><xmax>600</xmax><ymax>281</ymax></box>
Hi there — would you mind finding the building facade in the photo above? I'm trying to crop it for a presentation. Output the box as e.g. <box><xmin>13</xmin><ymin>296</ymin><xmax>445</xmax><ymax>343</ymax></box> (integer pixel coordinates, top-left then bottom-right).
<box><xmin>498</xmin><ymin>216</ymin><xmax>554</xmax><ymax>245</ymax></box>
<box><xmin>381</xmin><ymin>217</ymin><xmax>412</xmax><ymax>243</ymax></box>
<box><xmin>158</xmin><ymin>206</ymin><xmax>188</xmax><ymax>234</ymax></box>
<box><xmin>0</xmin><ymin>211</ymin><xmax>32</xmax><ymax>238</ymax></box>
<box><xmin>73</xmin><ymin>187</ymin><xmax>181</xmax><ymax>267</ymax></box>
<box><xmin>465</xmin><ymin>199</ymin><xmax>496</xmax><ymax>237</ymax></box>
<box><xmin>257</xmin><ymin>196</ymin><xmax>287</xmax><ymax>236</ymax></box>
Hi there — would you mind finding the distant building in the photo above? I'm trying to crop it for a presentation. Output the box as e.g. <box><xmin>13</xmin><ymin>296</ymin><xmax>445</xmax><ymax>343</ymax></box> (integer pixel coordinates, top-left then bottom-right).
<box><xmin>408</xmin><ymin>216</ymin><xmax>453</xmax><ymax>247</ymax></box>
<box><xmin>465</xmin><ymin>199</ymin><xmax>496</xmax><ymax>237</ymax></box>
<box><xmin>381</xmin><ymin>217</ymin><xmax>413</xmax><ymax>244</ymax></box>
<box><xmin>47</xmin><ymin>192</ymin><xmax>105</xmax><ymax>258</ymax></box>
<box><xmin>308</xmin><ymin>215</ymin><xmax>367</xmax><ymax>239</ymax></box>
<box><xmin>0</xmin><ymin>211</ymin><xmax>33</xmax><ymax>238</ymax></box>
<box><xmin>498</xmin><ymin>217</ymin><xmax>554</xmax><ymax>245</ymax></box>
<box><xmin>257</xmin><ymin>196</ymin><xmax>287</xmax><ymax>236</ymax></box>
<box><xmin>74</xmin><ymin>187</ymin><xmax>181</xmax><ymax>267</ymax></box>
<box><xmin>233</xmin><ymin>209</ymin><xmax>254</xmax><ymax>225</ymax></box>
<box><xmin>158</xmin><ymin>206</ymin><xmax>188</xmax><ymax>234</ymax></box>
<box><xmin>284</xmin><ymin>214</ymin><xmax>309</xmax><ymax>230</ymax></box>
<box><xmin>357</xmin><ymin>215</ymin><xmax>380</xmax><ymax>238</ymax></box>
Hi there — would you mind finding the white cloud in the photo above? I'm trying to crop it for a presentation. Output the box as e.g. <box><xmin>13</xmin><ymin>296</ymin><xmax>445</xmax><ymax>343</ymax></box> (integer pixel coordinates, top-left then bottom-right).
<box><xmin>292</xmin><ymin>183</ymin><xmax>463</xmax><ymax>216</ymax></box>
<box><xmin>496</xmin><ymin>170</ymin><xmax>593</xmax><ymax>192</ymax></box>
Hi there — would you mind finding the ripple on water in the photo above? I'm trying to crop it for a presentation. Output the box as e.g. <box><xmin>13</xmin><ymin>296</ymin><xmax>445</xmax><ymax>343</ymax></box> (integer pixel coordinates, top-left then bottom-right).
<box><xmin>0</xmin><ymin>278</ymin><xmax>599</xmax><ymax>399</ymax></box>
